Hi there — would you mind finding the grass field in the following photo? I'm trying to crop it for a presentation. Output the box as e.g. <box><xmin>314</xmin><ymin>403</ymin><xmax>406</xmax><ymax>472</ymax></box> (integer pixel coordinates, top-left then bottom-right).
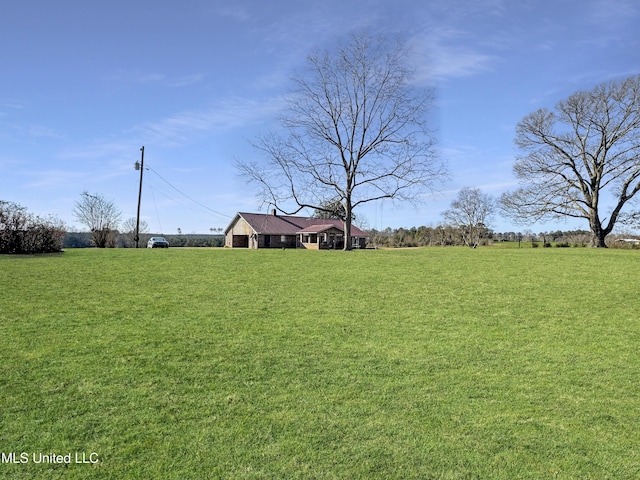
<box><xmin>1</xmin><ymin>247</ymin><xmax>639</xmax><ymax>479</ymax></box>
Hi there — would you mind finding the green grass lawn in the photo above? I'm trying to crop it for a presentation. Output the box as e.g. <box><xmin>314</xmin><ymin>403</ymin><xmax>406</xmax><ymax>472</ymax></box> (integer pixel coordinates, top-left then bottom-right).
<box><xmin>1</xmin><ymin>247</ymin><xmax>639</xmax><ymax>479</ymax></box>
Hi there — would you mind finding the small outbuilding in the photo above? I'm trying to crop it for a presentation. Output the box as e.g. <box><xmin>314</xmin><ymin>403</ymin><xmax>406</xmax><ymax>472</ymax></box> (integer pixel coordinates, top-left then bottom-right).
<box><xmin>224</xmin><ymin>210</ymin><xmax>367</xmax><ymax>249</ymax></box>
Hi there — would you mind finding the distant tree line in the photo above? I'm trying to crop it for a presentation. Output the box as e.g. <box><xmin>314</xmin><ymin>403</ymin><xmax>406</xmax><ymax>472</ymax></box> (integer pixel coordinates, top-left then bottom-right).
<box><xmin>159</xmin><ymin>233</ymin><xmax>225</xmax><ymax>248</ymax></box>
<box><xmin>63</xmin><ymin>232</ymin><xmax>224</xmax><ymax>248</ymax></box>
<box><xmin>367</xmin><ymin>225</ymin><xmax>493</xmax><ymax>248</ymax></box>
<box><xmin>364</xmin><ymin>226</ymin><xmax>616</xmax><ymax>248</ymax></box>
<box><xmin>0</xmin><ymin>201</ymin><xmax>66</xmax><ymax>254</ymax></box>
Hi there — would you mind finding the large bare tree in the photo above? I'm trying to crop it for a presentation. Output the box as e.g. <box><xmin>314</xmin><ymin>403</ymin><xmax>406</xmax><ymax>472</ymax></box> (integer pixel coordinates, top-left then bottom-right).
<box><xmin>443</xmin><ymin>187</ymin><xmax>495</xmax><ymax>248</ymax></box>
<box><xmin>500</xmin><ymin>75</ymin><xmax>640</xmax><ymax>247</ymax></box>
<box><xmin>238</xmin><ymin>31</ymin><xmax>447</xmax><ymax>250</ymax></box>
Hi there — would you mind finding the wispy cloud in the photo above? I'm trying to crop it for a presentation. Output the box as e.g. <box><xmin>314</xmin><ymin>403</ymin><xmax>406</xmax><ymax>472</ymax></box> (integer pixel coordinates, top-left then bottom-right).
<box><xmin>130</xmin><ymin>96</ymin><xmax>284</xmax><ymax>146</ymax></box>
<box><xmin>428</xmin><ymin>0</ymin><xmax>507</xmax><ymax>19</ymax></box>
<box><xmin>0</xmin><ymin>122</ymin><xmax>66</xmax><ymax>141</ymax></box>
<box><xmin>249</xmin><ymin>2</ymin><xmax>379</xmax><ymax>65</ymax></box>
<box><xmin>214</xmin><ymin>5</ymin><xmax>251</xmax><ymax>23</ymax></box>
<box><xmin>54</xmin><ymin>95</ymin><xmax>285</xmax><ymax>171</ymax></box>
<box><xmin>586</xmin><ymin>0</ymin><xmax>639</xmax><ymax>24</ymax></box>
<box><xmin>0</xmin><ymin>99</ymin><xmax>33</xmax><ymax>133</ymax></box>
<box><xmin>24</xmin><ymin>169</ymin><xmax>88</xmax><ymax>189</ymax></box>
<box><xmin>58</xmin><ymin>140</ymin><xmax>138</xmax><ymax>161</ymax></box>
<box><xmin>24</xmin><ymin>125</ymin><xmax>67</xmax><ymax>139</ymax></box>
<box><xmin>166</xmin><ymin>74</ymin><xmax>206</xmax><ymax>87</ymax></box>
<box><xmin>409</xmin><ymin>27</ymin><xmax>496</xmax><ymax>83</ymax></box>
<box><xmin>0</xmin><ymin>98</ymin><xmax>27</xmax><ymax>110</ymax></box>
<box><xmin>107</xmin><ymin>70</ymin><xmax>205</xmax><ymax>88</ymax></box>
<box><xmin>0</xmin><ymin>155</ymin><xmax>21</xmax><ymax>169</ymax></box>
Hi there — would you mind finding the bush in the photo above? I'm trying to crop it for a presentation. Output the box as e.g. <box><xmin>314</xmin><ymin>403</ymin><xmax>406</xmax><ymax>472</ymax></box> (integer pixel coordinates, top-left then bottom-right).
<box><xmin>0</xmin><ymin>201</ymin><xmax>66</xmax><ymax>254</ymax></box>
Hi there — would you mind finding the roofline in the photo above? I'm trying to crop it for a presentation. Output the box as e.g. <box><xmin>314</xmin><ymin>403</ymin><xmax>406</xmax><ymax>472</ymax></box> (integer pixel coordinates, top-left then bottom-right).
<box><xmin>223</xmin><ymin>212</ymin><xmax>243</xmax><ymax>234</ymax></box>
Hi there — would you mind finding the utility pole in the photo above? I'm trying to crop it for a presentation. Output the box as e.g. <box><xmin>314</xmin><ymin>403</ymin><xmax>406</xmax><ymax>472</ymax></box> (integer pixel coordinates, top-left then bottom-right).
<box><xmin>134</xmin><ymin>146</ymin><xmax>145</xmax><ymax>248</ymax></box>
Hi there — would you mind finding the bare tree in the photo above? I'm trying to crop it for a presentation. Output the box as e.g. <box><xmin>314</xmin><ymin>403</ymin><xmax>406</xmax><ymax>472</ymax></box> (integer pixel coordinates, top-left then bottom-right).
<box><xmin>443</xmin><ymin>187</ymin><xmax>495</xmax><ymax>248</ymax></box>
<box><xmin>73</xmin><ymin>191</ymin><xmax>122</xmax><ymax>248</ymax></box>
<box><xmin>121</xmin><ymin>217</ymin><xmax>149</xmax><ymax>247</ymax></box>
<box><xmin>238</xmin><ymin>31</ymin><xmax>447</xmax><ymax>250</ymax></box>
<box><xmin>500</xmin><ymin>75</ymin><xmax>640</xmax><ymax>247</ymax></box>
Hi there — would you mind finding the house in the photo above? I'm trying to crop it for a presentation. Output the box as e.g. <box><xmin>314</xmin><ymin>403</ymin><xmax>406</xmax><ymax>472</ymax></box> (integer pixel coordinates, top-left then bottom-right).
<box><xmin>615</xmin><ymin>238</ymin><xmax>640</xmax><ymax>244</ymax></box>
<box><xmin>224</xmin><ymin>210</ymin><xmax>367</xmax><ymax>249</ymax></box>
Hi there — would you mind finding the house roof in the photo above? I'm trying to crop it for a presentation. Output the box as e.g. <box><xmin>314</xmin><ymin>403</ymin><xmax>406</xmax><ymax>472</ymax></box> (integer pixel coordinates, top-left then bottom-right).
<box><xmin>227</xmin><ymin>212</ymin><xmax>367</xmax><ymax>237</ymax></box>
<box><xmin>298</xmin><ymin>224</ymin><xmax>344</xmax><ymax>234</ymax></box>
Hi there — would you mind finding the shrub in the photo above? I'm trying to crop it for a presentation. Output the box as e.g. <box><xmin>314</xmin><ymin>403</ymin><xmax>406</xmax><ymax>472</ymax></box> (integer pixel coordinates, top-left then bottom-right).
<box><xmin>0</xmin><ymin>201</ymin><xmax>66</xmax><ymax>254</ymax></box>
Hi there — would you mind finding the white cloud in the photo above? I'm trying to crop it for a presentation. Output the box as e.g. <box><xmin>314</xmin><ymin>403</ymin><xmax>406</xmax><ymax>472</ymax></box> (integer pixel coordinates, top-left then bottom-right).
<box><xmin>58</xmin><ymin>140</ymin><xmax>137</xmax><ymax>161</ymax></box>
<box><xmin>0</xmin><ymin>98</ymin><xmax>27</xmax><ymax>109</ymax></box>
<box><xmin>214</xmin><ymin>6</ymin><xmax>251</xmax><ymax>23</ymax></box>
<box><xmin>107</xmin><ymin>70</ymin><xmax>205</xmax><ymax>88</ymax></box>
<box><xmin>1</xmin><ymin>122</ymin><xmax>66</xmax><ymax>141</ymax></box>
<box><xmin>409</xmin><ymin>28</ymin><xmax>496</xmax><ymax>83</ymax></box>
<box><xmin>24</xmin><ymin>169</ymin><xmax>87</xmax><ymax>189</ymax></box>
<box><xmin>130</xmin><ymin>96</ymin><xmax>284</xmax><ymax>146</ymax></box>
<box><xmin>586</xmin><ymin>0</ymin><xmax>639</xmax><ymax>24</ymax></box>
<box><xmin>165</xmin><ymin>74</ymin><xmax>206</xmax><ymax>88</ymax></box>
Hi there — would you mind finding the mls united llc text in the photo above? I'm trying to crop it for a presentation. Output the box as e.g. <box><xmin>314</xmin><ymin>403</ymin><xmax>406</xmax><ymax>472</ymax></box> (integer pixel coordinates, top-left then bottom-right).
<box><xmin>1</xmin><ymin>452</ymin><xmax>99</xmax><ymax>464</ymax></box>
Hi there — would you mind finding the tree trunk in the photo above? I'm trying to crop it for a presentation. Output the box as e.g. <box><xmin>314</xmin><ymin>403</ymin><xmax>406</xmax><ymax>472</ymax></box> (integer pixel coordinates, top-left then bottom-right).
<box><xmin>589</xmin><ymin>219</ymin><xmax>608</xmax><ymax>248</ymax></box>
<box><xmin>343</xmin><ymin>200</ymin><xmax>352</xmax><ymax>251</ymax></box>
<box><xmin>343</xmin><ymin>216</ymin><xmax>352</xmax><ymax>251</ymax></box>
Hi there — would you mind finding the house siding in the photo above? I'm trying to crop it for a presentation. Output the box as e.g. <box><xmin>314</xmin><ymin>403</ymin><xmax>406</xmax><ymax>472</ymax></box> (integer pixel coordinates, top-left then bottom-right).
<box><xmin>257</xmin><ymin>234</ymin><xmax>297</xmax><ymax>249</ymax></box>
<box><xmin>225</xmin><ymin>217</ymin><xmax>254</xmax><ymax>248</ymax></box>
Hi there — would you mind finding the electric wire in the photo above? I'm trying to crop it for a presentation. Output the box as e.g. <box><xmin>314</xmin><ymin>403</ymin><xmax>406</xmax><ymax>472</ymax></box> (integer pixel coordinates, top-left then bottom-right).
<box><xmin>149</xmin><ymin>184</ymin><xmax>164</xmax><ymax>234</ymax></box>
<box><xmin>146</xmin><ymin>165</ymin><xmax>231</xmax><ymax>220</ymax></box>
<box><xmin>148</xmin><ymin>180</ymin><xmax>224</xmax><ymax>226</ymax></box>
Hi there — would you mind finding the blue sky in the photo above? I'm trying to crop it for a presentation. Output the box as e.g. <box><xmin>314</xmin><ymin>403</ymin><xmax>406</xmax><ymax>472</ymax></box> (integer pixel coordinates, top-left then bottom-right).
<box><xmin>1</xmin><ymin>0</ymin><xmax>638</xmax><ymax>234</ymax></box>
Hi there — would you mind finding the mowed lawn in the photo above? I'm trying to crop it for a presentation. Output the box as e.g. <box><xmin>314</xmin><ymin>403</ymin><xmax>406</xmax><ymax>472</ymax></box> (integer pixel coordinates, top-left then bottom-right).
<box><xmin>1</xmin><ymin>247</ymin><xmax>639</xmax><ymax>479</ymax></box>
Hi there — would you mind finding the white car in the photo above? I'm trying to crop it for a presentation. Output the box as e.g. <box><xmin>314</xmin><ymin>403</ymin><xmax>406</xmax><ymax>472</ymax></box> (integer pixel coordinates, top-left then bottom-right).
<box><xmin>147</xmin><ymin>237</ymin><xmax>169</xmax><ymax>248</ymax></box>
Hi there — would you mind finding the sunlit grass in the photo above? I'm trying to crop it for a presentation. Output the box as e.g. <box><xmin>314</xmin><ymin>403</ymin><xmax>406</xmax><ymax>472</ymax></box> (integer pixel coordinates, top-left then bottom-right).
<box><xmin>1</xmin><ymin>247</ymin><xmax>639</xmax><ymax>478</ymax></box>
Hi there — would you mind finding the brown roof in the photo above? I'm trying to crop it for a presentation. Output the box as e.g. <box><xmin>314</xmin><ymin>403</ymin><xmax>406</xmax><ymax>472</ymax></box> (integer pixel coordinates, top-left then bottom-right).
<box><xmin>231</xmin><ymin>212</ymin><xmax>367</xmax><ymax>237</ymax></box>
<box><xmin>298</xmin><ymin>224</ymin><xmax>344</xmax><ymax>234</ymax></box>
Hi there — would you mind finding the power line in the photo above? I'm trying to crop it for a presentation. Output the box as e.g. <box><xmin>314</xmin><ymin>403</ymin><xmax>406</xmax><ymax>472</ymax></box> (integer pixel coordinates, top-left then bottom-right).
<box><xmin>146</xmin><ymin>165</ymin><xmax>231</xmax><ymax>220</ymax></box>
<box><xmin>149</xmin><ymin>185</ymin><xmax>164</xmax><ymax>234</ymax></box>
<box><xmin>148</xmin><ymin>179</ymin><xmax>225</xmax><ymax>226</ymax></box>
<box><xmin>148</xmin><ymin>181</ymin><xmax>209</xmax><ymax>220</ymax></box>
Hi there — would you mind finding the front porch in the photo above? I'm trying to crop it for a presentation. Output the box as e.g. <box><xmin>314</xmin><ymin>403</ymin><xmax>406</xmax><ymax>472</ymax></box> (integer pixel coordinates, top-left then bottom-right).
<box><xmin>298</xmin><ymin>225</ymin><xmax>366</xmax><ymax>249</ymax></box>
